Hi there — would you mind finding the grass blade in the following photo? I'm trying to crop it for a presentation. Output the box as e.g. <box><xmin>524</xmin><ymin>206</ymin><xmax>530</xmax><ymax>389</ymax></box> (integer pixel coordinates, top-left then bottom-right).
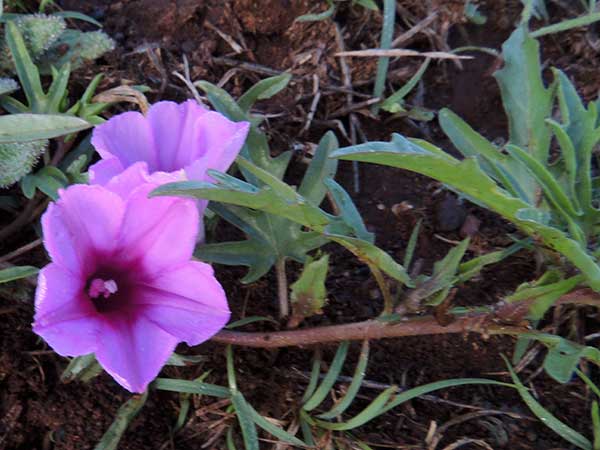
<box><xmin>315</xmin><ymin>385</ymin><xmax>397</xmax><ymax>431</ymax></box>
<box><xmin>403</xmin><ymin>219</ymin><xmax>421</xmax><ymax>270</ymax></box>
<box><xmin>505</xmin><ymin>357</ymin><xmax>592</xmax><ymax>449</ymax></box>
<box><xmin>318</xmin><ymin>340</ymin><xmax>370</xmax><ymax>419</ymax></box>
<box><xmin>301</xmin><ymin>351</ymin><xmax>322</xmax><ymax>404</ymax></box>
<box><xmin>0</xmin><ymin>265</ymin><xmax>38</xmax><ymax>283</ymax></box>
<box><xmin>94</xmin><ymin>392</ymin><xmax>148</xmax><ymax>450</ymax></box>
<box><xmin>381</xmin><ymin>378</ymin><xmax>513</xmax><ymax>414</ymax></box>
<box><xmin>152</xmin><ymin>378</ymin><xmax>230</xmax><ymax>398</ymax></box>
<box><xmin>243</xmin><ymin>399</ymin><xmax>307</xmax><ymax>447</ymax></box>
<box><xmin>231</xmin><ymin>391</ymin><xmax>259</xmax><ymax>450</ymax></box>
<box><xmin>531</xmin><ymin>12</ymin><xmax>600</xmax><ymax>38</ymax></box>
<box><xmin>303</xmin><ymin>341</ymin><xmax>350</xmax><ymax>411</ymax></box>
<box><xmin>371</xmin><ymin>0</ymin><xmax>396</xmax><ymax>115</ymax></box>
<box><xmin>592</xmin><ymin>401</ymin><xmax>600</xmax><ymax>450</ymax></box>
<box><xmin>381</xmin><ymin>58</ymin><xmax>430</xmax><ymax>113</ymax></box>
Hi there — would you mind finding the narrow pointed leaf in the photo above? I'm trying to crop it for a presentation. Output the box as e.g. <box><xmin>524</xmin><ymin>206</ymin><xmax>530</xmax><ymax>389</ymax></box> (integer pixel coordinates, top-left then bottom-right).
<box><xmin>152</xmin><ymin>378</ymin><xmax>230</xmax><ymax>398</ymax></box>
<box><xmin>505</xmin><ymin>357</ymin><xmax>592</xmax><ymax>450</ymax></box>
<box><xmin>94</xmin><ymin>392</ymin><xmax>148</xmax><ymax>450</ymax></box>
<box><xmin>238</xmin><ymin>73</ymin><xmax>292</xmax><ymax>112</ymax></box>
<box><xmin>5</xmin><ymin>21</ymin><xmax>44</xmax><ymax>110</ymax></box>
<box><xmin>303</xmin><ymin>341</ymin><xmax>350</xmax><ymax>412</ymax></box>
<box><xmin>318</xmin><ymin>340</ymin><xmax>370</xmax><ymax>419</ymax></box>
<box><xmin>0</xmin><ymin>114</ymin><xmax>91</xmax><ymax>142</ymax></box>
<box><xmin>231</xmin><ymin>391</ymin><xmax>259</xmax><ymax>450</ymax></box>
<box><xmin>298</xmin><ymin>131</ymin><xmax>339</xmax><ymax>206</ymax></box>
<box><xmin>0</xmin><ymin>265</ymin><xmax>38</xmax><ymax>284</ymax></box>
<box><xmin>315</xmin><ymin>386</ymin><xmax>397</xmax><ymax>431</ymax></box>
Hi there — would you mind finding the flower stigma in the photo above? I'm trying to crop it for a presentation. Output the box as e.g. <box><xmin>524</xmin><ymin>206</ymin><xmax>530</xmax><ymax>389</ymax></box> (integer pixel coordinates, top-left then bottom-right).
<box><xmin>88</xmin><ymin>278</ymin><xmax>118</xmax><ymax>299</ymax></box>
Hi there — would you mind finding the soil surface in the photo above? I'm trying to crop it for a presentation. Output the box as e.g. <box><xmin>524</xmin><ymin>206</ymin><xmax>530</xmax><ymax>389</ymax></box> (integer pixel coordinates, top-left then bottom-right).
<box><xmin>1</xmin><ymin>1</ymin><xmax>599</xmax><ymax>449</ymax></box>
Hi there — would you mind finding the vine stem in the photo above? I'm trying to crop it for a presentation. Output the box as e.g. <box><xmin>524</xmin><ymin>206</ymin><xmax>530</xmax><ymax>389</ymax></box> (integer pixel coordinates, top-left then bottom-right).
<box><xmin>211</xmin><ymin>289</ymin><xmax>600</xmax><ymax>348</ymax></box>
<box><xmin>275</xmin><ymin>258</ymin><xmax>289</xmax><ymax>319</ymax></box>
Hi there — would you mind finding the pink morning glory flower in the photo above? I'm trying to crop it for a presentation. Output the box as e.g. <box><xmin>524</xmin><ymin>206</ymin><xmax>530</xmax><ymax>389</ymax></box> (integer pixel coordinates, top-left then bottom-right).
<box><xmin>32</xmin><ymin>163</ymin><xmax>230</xmax><ymax>393</ymax></box>
<box><xmin>88</xmin><ymin>99</ymin><xmax>250</xmax><ymax>197</ymax></box>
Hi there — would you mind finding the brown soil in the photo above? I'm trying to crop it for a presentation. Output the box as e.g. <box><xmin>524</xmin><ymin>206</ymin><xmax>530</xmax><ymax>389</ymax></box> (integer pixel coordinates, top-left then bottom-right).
<box><xmin>1</xmin><ymin>1</ymin><xmax>599</xmax><ymax>449</ymax></box>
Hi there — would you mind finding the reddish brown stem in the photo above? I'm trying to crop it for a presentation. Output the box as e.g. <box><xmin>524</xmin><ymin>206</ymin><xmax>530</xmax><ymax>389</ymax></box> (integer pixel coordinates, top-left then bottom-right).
<box><xmin>211</xmin><ymin>290</ymin><xmax>600</xmax><ymax>348</ymax></box>
<box><xmin>211</xmin><ymin>315</ymin><xmax>526</xmax><ymax>348</ymax></box>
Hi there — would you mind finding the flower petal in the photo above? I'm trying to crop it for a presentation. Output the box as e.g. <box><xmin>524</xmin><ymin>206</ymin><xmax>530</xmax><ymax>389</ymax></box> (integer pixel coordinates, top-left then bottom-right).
<box><xmin>89</xmin><ymin>157</ymin><xmax>125</xmax><ymax>186</ymax></box>
<box><xmin>118</xmin><ymin>185</ymin><xmax>199</xmax><ymax>275</ymax></box>
<box><xmin>146</xmin><ymin>100</ymin><xmax>209</xmax><ymax>172</ymax></box>
<box><xmin>92</xmin><ymin>111</ymin><xmax>159</xmax><ymax>171</ymax></box>
<box><xmin>184</xmin><ymin>113</ymin><xmax>250</xmax><ymax>182</ymax></box>
<box><xmin>32</xmin><ymin>263</ymin><xmax>100</xmax><ymax>356</ymax></box>
<box><xmin>134</xmin><ymin>261</ymin><xmax>230</xmax><ymax>345</ymax></box>
<box><xmin>95</xmin><ymin>311</ymin><xmax>178</xmax><ymax>392</ymax></box>
<box><xmin>42</xmin><ymin>185</ymin><xmax>125</xmax><ymax>275</ymax></box>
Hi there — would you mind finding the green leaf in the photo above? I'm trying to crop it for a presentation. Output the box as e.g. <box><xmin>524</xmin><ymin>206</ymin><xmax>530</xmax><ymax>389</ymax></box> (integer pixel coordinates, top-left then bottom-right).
<box><xmin>303</xmin><ymin>341</ymin><xmax>350</xmax><ymax>412</ymax></box>
<box><xmin>238</xmin><ymin>73</ymin><xmax>292</xmax><ymax>112</ymax></box>
<box><xmin>381</xmin><ymin>58</ymin><xmax>430</xmax><ymax>113</ymax></box>
<box><xmin>94</xmin><ymin>392</ymin><xmax>148</xmax><ymax>450</ymax></box>
<box><xmin>5</xmin><ymin>21</ymin><xmax>44</xmax><ymax>111</ymax></box>
<box><xmin>403</xmin><ymin>219</ymin><xmax>421</xmax><ymax>269</ymax></box>
<box><xmin>0</xmin><ymin>265</ymin><xmax>38</xmax><ymax>283</ymax></box>
<box><xmin>423</xmin><ymin>238</ymin><xmax>470</xmax><ymax>306</ymax></box>
<box><xmin>439</xmin><ymin>108</ymin><xmax>530</xmax><ymax>202</ymax></box>
<box><xmin>457</xmin><ymin>242</ymin><xmax>523</xmax><ymax>283</ymax></box>
<box><xmin>553</xmin><ymin>69</ymin><xmax>599</xmax><ymax>222</ymax></box>
<box><xmin>318</xmin><ymin>340</ymin><xmax>369</xmax><ymax>419</ymax></box>
<box><xmin>326</xmin><ymin>234</ymin><xmax>411</xmax><ymax>286</ymax></box>
<box><xmin>301</xmin><ymin>352</ymin><xmax>322</xmax><ymax>405</ymax></box>
<box><xmin>46</xmin><ymin>63</ymin><xmax>71</xmax><ymax>113</ymax></box>
<box><xmin>507</xmin><ymin>273</ymin><xmax>584</xmax><ymax>319</ymax></box>
<box><xmin>226</xmin><ymin>315</ymin><xmax>278</xmax><ymax>329</ymax></box>
<box><xmin>298</xmin><ymin>131</ymin><xmax>339</xmax><ymax>206</ymax></box>
<box><xmin>505</xmin><ymin>144</ymin><xmax>582</xmax><ymax>221</ymax></box>
<box><xmin>231</xmin><ymin>391</ymin><xmax>259</xmax><ymax>450</ymax></box>
<box><xmin>531</xmin><ymin>11</ymin><xmax>600</xmax><ymax>38</ymax></box>
<box><xmin>152</xmin><ymin>378</ymin><xmax>230</xmax><ymax>398</ymax></box>
<box><xmin>166</xmin><ymin>353</ymin><xmax>207</xmax><ymax>366</ymax></box>
<box><xmin>371</xmin><ymin>0</ymin><xmax>396</xmax><ymax>115</ymax></box>
<box><xmin>196</xmin><ymin>237</ymin><xmax>277</xmax><ymax>283</ymax></box>
<box><xmin>380</xmin><ymin>378</ymin><xmax>513</xmax><ymax>414</ymax></box>
<box><xmin>353</xmin><ymin>0</ymin><xmax>378</xmax><ymax>10</ymax></box>
<box><xmin>0</xmin><ymin>114</ymin><xmax>91</xmax><ymax>142</ymax></box>
<box><xmin>325</xmin><ymin>178</ymin><xmax>374</xmax><ymax>242</ymax></box>
<box><xmin>290</xmin><ymin>254</ymin><xmax>329</xmax><ymax>325</ymax></box>
<box><xmin>21</xmin><ymin>166</ymin><xmax>69</xmax><ymax>200</ymax></box>
<box><xmin>243</xmin><ymin>398</ymin><xmax>307</xmax><ymax>447</ymax></box>
<box><xmin>52</xmin><ymin>11</ymin><xmax>103</xmax><ymax>27</ymax></box>
<box><xmin>592</xmin><ymin>401</ymin><xmax>600</xmax><ymax>450</ymax></box>
<box><xmin>331</xmin><ymin>134</ymin><xmax>600</xmax><ymax>291</ymax></box>
<box><xmin>0</xmin><ymin>78</ymin><xmax>18</xmax><ymax>96</ymax></box>
<box><xmin>505</xmin><ymin>356</ymin><xmax>592</xmax><ymax>449</ymax></box>
<box><xmin>295</xmin><ymin>0</ymin><xmax>335</xmax><ymax>22</ymax></box>
<box><xmin>315</xmin><ymin>386</ymin><xmax>397</xmax><ymax>431</ymax></box>
<box><xmin>195</xmin><ymin>80</ymin><xmax>247</xmax><ymax>121</ymax></box>
<box><xmin>494</xmin><ymin>26</ymin><xmax>553</xmax><ymax>163</ymax></box>
<box><xmin>61</xmin><ymin>354</ymin><xmax>103</xmax><ymax>383</ymax></box>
